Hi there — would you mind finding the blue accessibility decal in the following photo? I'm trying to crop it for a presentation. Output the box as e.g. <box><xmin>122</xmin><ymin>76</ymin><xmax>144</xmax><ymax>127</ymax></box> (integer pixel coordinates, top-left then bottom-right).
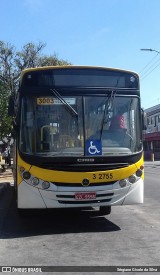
<box><xmin>85</xmin><ymin>140</ymin><xmax>102</xmax><ymax>156</ymax></box>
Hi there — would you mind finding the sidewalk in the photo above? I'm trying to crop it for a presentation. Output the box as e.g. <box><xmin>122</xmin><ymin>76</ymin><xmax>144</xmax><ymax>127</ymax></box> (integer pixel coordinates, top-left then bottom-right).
<box><xmin>0</xmin><ymin>159</ymin><xmax>13</xmax><ymax>183</ymax></box>
<box><xmin>144</xmin><ymin>160</ymin><xmax>160</xmax><ymax>166</ymax></box>
<box><xmin>0</xmin><ymin>168</ymin><xmax>13</xmax><ymax>183</ymax></box>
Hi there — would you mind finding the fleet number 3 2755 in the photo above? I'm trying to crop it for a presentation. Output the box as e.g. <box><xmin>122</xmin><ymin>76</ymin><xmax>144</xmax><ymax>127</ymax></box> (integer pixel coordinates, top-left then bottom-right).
<box><xmin>92</xmin><ymin>173</ymin><xmax>113</xmax><ymax>180</ymax></box>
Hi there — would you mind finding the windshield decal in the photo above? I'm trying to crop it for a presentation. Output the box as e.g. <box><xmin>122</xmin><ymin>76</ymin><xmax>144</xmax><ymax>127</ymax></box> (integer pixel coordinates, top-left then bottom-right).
<box><xmin>86</xmin><ymin>140</ymin><xmax>102</xmax><ymax>156</ymax></box>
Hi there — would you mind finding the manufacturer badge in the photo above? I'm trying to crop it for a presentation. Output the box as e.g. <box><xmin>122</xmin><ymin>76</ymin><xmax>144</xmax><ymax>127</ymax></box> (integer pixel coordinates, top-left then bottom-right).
<box><xmin>82</xmin><ymin>178</ymin><xmax>90</xmax><ymax>187</ymax></box>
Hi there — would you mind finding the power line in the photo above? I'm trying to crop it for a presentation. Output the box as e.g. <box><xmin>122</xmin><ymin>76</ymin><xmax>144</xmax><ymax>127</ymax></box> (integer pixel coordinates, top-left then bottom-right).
<box><xmin>139</xmin><ymin>53</ymin><xmax>159</xmax><ymax>74</ymax></box>
<box><xmin>141</xmin><ymin>55</ymin><xmax>160</xmax><ymax>77</ymax></box>
<box><xmin>140</xmin><ymin>49</ymin><xmax>160</xmax><ymax>81</ymax></box>
<box><xmin>141</xmin><ymin>59</ymin><xmax>160</xmax><ymax>80</ymax></box>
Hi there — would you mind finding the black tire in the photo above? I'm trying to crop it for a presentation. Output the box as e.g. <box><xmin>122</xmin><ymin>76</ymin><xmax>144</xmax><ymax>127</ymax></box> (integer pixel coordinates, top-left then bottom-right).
<box><xmin>99</xmin><ymin>206</ymin><xmax>111</xmax><ymax>215</ymax></box>
<box><xmin>17</xmin><ymin>208</ymin><xmax>26</xmax><ymax>216</ymax></box>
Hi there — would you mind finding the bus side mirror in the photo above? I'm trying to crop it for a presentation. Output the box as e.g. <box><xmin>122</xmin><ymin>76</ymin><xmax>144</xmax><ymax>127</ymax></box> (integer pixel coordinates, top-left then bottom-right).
<box><xmin>8</xmin><ymin>96</ymin><xmax>14</xmax><ymax>116</ymax></box>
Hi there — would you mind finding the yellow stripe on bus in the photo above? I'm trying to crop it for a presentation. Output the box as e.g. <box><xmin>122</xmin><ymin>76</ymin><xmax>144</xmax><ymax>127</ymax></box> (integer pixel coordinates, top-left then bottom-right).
<box><xmin>17</xmin><ymin>154</ymin><xmax>144</xmax><ymax>184</ymax></box>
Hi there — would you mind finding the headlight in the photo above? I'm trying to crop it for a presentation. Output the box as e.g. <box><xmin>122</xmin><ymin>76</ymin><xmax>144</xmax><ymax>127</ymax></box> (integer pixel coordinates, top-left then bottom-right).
<box><xmin>128</xmin><ymin>174</ymin><xmax>137</xmax><ymax>184</ymax></box>
<box><xmin>23</xmin><ymin>171</ymin><xmax>31</xmax><ymax>180</ymax></box>
<box><xmin>119</xmin><ymin>179</ymin><xmax>128</xmax><ymax>188</ymax></box>
<box><xmin>136</xmin><ymin>169</ymin><xmax>143</xmax><ymax>177</ymax></box>
<box><xmin>31</xmin><ymin>177</ymin><xmax>39</xmax><ymax>186</ymax></box>
<box><xmin>42</xmin><ymin>181</ymin><xmax>50</xmax><ymax>189</ymax></box>
<box><xmin>20</xmin><ymin>167</ymin><xmax>51</xmax><ymax>189</ymax></box>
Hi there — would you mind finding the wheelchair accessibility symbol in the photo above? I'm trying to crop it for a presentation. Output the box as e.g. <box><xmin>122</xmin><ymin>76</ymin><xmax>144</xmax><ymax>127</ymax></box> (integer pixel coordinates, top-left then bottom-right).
<box><xmin>86</xmin><ymin>140</ymin><xmax>102</xmax><ymax>155</ymax></box>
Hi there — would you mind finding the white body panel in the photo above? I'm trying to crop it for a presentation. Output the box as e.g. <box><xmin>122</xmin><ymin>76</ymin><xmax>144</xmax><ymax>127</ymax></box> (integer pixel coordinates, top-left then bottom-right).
<box><xmin>122</xmin><ymin>178</ymin><xmax>144</xmax><ymax>204</ymax></box>
<box><xmin>18</xmin><ymin>181</ymin><xmax>46</xmax><ymax>208</ymax></box>
<box><xmin>17</xmin><ymin>178</ymin><xmax>144</xmax><ymax>209</ymax></box>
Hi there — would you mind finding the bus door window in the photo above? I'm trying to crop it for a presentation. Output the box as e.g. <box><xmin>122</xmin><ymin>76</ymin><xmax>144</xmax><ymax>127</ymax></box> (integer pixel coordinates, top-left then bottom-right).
<box><xmin>20</xmin><ymin>97</ymin><xmax>35</xmax><ymax>153</ymax></box>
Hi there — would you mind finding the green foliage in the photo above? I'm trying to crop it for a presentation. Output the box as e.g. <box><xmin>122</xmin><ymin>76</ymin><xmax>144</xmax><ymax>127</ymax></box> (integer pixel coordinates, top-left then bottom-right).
<box><xmin>0</xmin><ymin>82</ymin><xmax>12</xmax><ymax>140</ymax></box>
<box><xmin>0</xmin><ymin>40</ymin><xmax>71</xmax><ymax>139</ymax></box>
<box><xmin>38</xmin><ymin>54</ymin><xmax>72</xmax><ymax>66</ymax></box>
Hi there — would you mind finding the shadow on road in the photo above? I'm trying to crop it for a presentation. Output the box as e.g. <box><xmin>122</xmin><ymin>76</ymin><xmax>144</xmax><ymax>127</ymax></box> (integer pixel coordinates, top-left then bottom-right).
<box><xmin>0</xmin><ymin>185</ymin><xmax>121</xmax><ymax>239</ymax></box>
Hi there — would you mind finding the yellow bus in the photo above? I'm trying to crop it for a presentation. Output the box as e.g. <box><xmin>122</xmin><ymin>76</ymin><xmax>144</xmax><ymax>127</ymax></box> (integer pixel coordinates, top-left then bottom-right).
<box><xmin>9</xmin><ymin>66</ymin><xmax>144</xmax><ymax>215</ymax></box>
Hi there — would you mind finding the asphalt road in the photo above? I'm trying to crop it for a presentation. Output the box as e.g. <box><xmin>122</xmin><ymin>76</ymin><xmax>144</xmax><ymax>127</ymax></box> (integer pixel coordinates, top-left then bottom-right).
<box><xmin>0</xmin><ymin>163</ymin><xmax>160</xmax><ymax>274</ymax></box>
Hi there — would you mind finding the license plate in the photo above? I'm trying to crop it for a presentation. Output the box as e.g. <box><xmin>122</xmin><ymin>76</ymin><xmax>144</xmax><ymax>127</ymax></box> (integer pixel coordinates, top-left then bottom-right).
<box><xmin>75</xmin><ymin>192</ymin><xmax>96</xmax><ymax>200</ymax></box>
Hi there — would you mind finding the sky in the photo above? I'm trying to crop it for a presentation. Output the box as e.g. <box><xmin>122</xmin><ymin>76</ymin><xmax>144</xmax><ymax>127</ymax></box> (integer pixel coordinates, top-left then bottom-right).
<box><xmin>1</xmin><ymin>0</ymin><xmax>160</xmax><ymax>109</ymax></box>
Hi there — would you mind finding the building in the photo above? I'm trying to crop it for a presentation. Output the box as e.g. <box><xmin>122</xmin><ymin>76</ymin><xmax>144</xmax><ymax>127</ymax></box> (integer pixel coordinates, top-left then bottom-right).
<box><xmin>143</xmin><ymin>104</ymin><xmax>160</xmax><ymax>160</ymax></box>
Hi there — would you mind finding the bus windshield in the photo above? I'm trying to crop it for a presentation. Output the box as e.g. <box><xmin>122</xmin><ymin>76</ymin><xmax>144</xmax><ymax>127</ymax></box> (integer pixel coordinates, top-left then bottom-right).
<box><xmin>19</xmin><ymin>95</ymin><xmax>142</xmax><ymax>156</ymax></box>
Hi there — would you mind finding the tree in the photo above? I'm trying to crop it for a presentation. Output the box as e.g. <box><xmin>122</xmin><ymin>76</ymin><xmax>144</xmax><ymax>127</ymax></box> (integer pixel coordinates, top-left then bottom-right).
<box><xmin>0</xmin><ymin>81</ymin><xmax>12</xmax><ymax>140</ymax></box>
<box><xmin>0</xmin><ymin>40</ymin><xmax>71</xmax><ymax>139</ymax></box>
<box><xmin>38</xmin><ymin>54</ymin><xmax>71</xmax><ymax>67</ymax></box>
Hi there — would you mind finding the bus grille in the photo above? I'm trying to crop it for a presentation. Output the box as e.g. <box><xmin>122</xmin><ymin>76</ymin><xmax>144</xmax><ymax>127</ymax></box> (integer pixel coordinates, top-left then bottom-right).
<box><xmin>40</xmin><ymin>163</ymin><xmax>129</xmax><ymax>172</ymax></box>
<box><xmin>52</xmin><ymin>181</ymin><xmax>116</xmax><ymax>187</ymax></box>
<box><xmin>57</xmin><ymin>193</ymin><xmax>113</xmax><ymax>205</ymax></box>
<box><xmin>58</xmin><ymin>198</ymin><xmax>112</xmax><ymax>205</ymax></box>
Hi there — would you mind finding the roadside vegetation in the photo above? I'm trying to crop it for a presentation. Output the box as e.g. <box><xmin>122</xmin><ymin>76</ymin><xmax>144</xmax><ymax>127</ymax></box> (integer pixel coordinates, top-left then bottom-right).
<box><xmin>0</xmin><ymin>40</ymin><xmax>71</xmax><ymax>140</ymax></box>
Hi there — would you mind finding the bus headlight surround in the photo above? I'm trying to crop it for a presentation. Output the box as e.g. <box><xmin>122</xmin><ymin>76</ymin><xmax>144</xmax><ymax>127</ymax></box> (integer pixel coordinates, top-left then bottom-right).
<box><xmin>42</xmin><ymin>181</ymin><xmax>50</xmax><ymax>189</ymax></box>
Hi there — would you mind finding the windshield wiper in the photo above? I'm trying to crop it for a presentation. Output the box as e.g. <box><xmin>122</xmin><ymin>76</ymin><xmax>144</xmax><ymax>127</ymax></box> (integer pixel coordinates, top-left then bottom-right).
<box><xmin>99</xmin><ymin>90</ymin><xmax>116</xmax><ymax>140</ymax></box>
<box><xmin>50</xmin><ymin>88</ymin><xmax>78</xmax><ymax>118</ymax></box>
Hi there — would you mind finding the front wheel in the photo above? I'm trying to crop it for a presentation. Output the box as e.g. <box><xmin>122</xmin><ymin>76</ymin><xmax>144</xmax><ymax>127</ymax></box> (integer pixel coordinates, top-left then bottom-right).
<box><xmin>99</xmin><ymin>206</ymin><xmax>111</xmax><ymax>215</ymax></box>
